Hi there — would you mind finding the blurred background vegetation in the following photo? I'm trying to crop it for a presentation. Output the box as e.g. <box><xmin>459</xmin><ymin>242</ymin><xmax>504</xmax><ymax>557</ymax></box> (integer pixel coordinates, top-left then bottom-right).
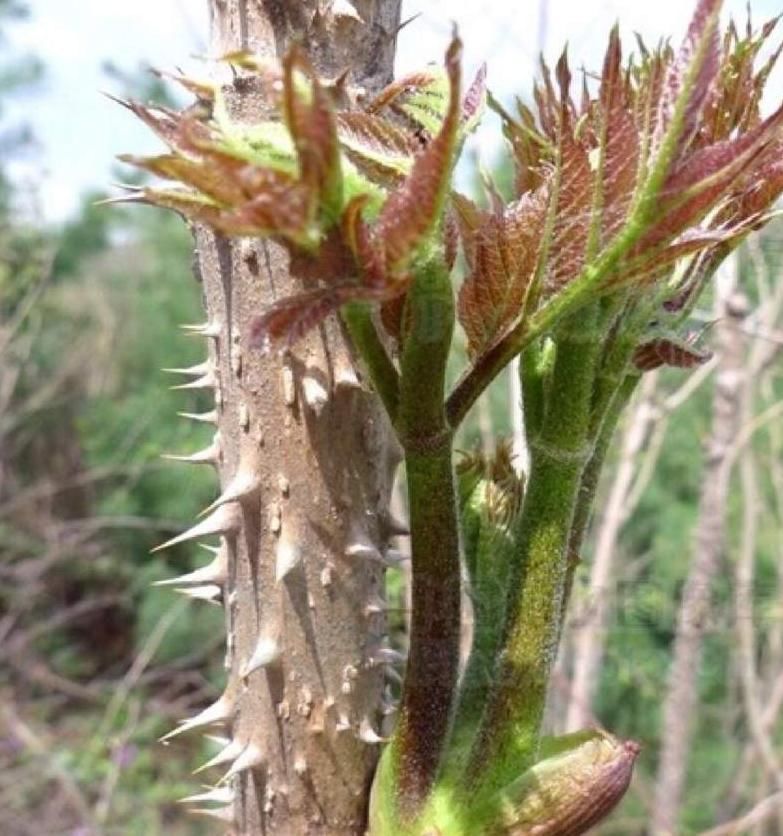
<box><xmin>2</xmin><ymin>1</ymin><xmax>783</xmax><ymax>834</ymax></box>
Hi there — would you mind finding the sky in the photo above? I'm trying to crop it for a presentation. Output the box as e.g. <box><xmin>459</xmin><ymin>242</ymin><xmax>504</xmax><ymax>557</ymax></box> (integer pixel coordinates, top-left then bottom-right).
<box><xmin>5</xmin><ymin>0</ymin><xmax>783</xmax><ymax>222</ymax></box>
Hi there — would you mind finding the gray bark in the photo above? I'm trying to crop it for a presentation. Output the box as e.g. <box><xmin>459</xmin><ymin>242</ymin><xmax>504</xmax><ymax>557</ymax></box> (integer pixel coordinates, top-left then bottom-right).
<box><xmin>176</xmin><ymin>2</ymin><xmax>402</xmax><ymax>832</ymax></box>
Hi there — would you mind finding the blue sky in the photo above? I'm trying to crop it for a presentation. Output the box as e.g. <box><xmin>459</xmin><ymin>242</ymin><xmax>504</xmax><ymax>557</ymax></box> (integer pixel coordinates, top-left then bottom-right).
<box><xmin>6</xmin><ymin>0</ymin><xmax>783</xmax><ymax>222</ymax></box>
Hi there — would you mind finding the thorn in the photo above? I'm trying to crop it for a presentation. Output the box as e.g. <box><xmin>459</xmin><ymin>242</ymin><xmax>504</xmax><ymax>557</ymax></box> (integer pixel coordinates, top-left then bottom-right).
<box><xmin>345</xmin><ymin>541</ymin><xmax>384</xmax><ymax>562</ymax></box>
<box><xmin>381</xmin><ymin>698</ymin><xmax>398</xmax><ymax>716</ymax></box>
<box><xmin>358</xmin><ymin>717</ymin><xmax>385</xmax><ymax>744</ymax></box>
<box><xmin>363</xmin><ymin>594</ymin><xmax>386</xmax><ymax>617</ymax></box>
<box><xmin>293</xmin><ymin>756</ymin><xmax>308</xmax><ymax>777</ymax></box>
<box><xmin>161</xmin><ymin>434</ymin><xmax>221</xmax><ymax>465</ymax></box>
<box><xmin>178</xmin><ymin>409</ymin><xmax>218</xmax><ymax>425</ymax></box>
<box><xmin>170</xmin><ymin>370</ymin><xmax>217</xmax><ymax>391</ymax></box>
<box><xmin>174</xmin><ymin>583</ymin><xmax>222</xmax><ymax>604</ymax></box>
<box><xmin>345</xmin><ymin>540</ymin><xmax>404</xmax><ymax>568</ymax></box>
<box><xmin>151</xmin><ymin>504</ymin><xmax>240</xmax><ymax>553</ymax></box>
<box><xmin>239</xmin><ymin>403</ymin><xmax>250</xmax><ymax>430</ymax></box>
<box><xmin>222</xmin><ymin>742</ymin><xmax>265</xmax><ymax>780</ymax></box>
<box><xmin>179</xmin><ymin>785</ymin><xmax>235</xmax><ymax>805</ymax></box>
<box><xmin>161</xmin><ymin>693</ymin><xmax>235</xmax><ymax>742</ymax></box>
<box><xmin>384</xmin><ymin>548</ymin><xmax>408</xmax><ymax>566</ymax></box>
<box><xmin>194</xmin><ymin>738</ymin><xmax>246</xmax><ymax>775</ymax></box>
<box><xmin>162</xmin><ymin>360</ymin><xmax>212</xmax><ymax>376</ymax></box>
<box><xmin>241</xmin><ymin>636</ymin><xmax>282</xmax><ymax>678</ymax></box>
<box><xmin>275</xmin><ymin>539</ymin><xmax>302</xmax><ymax>583</ymax></box>
<box><xmin>200</xmin><ymin>468</ymin><xmax>261</xmax><ymax>516</ymax></box>
<box><xmin>188</xmin><ymin>804</ymin><xmax>236</xmax><ymax>824</ymax></box>
<box><xmin>368</xmin><ymin>647</ymin><xmax>406</xmax><ymax>667</ymax></box>
<box><xmin>380</xmin><ymin>511</ymin><xmax>410</xmax><ymax>537</ymax></box>
<box><xmin>180</xmin><ymin>321</ymin><xmax>222</xmax><ymax>338</ymax></box>
<box><xmin>332</xmin><ymin>0</ymin><xmax>363</xmax><ymax>22</ymax></box>
<box><xmin>281</xmin><ymin>365</ymin><xmax>296</xmax><ymax>407</ymax></box>
<box><xmin>301</xmin><ymin>374</ymin><xmax>328</xmax><ymax>413</ymax></box>
<box><xmin>335</xmin><ymin>364</ymin><xmax>361</xmax><ymax>390</ymax></box>
<box><xmin>153</xmin><ymin>548</ymin><xmax>228</xmax><ymax>587</ymax></box>
<box><xmin>335</xmin><ymin>713</ymin><xmax>351</xmax><ymax>733</ymax></box>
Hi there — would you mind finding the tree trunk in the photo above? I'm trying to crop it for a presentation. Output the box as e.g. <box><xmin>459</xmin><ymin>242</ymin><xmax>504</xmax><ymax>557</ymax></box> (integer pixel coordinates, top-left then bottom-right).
<box><xmin>650</xmin><ymin>263</ymin><xmax>747</xmax><ymax>835</ymax></box>
<box><xmin>173</xmin><ymin>3</ymin><xmax>402</xmax><ymax>833</ymax></box>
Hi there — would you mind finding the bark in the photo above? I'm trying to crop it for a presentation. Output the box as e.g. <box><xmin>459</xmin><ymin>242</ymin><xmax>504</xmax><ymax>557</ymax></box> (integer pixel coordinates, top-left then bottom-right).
<box><xmin>176</xmin><ymin>3</ymin><xmax>402</xmax><ymax>833</ymax></box>
<box><xmin>650</xmin><ymin>267</ymin><xmax>747</xmax><ymax>836</ymax></box>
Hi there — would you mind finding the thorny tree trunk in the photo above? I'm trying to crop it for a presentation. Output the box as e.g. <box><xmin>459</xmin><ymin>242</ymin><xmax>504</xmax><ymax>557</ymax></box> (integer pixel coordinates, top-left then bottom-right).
<box><xmin>176</xmin><ymin>2</ymin><xmax>402</xmax><ymax>833</ymax></box>
<box><xmin>650</xmin><ymin>266</ymin><xmax>748</xmax><ymax>836</ymax></box>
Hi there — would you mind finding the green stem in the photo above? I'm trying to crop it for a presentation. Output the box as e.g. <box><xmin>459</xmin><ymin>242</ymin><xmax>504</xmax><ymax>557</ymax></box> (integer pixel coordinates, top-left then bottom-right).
<box><xmin>462</xmin><ymin>307</ymin><xmax>601</xmax><ymax>797</ymax></box>
<box><xmin>341</xmin><ymin>301</ymin><xmax>400</xmax><ymax>419</ymax></box>
<box><xmin>449</xmin><ymin>506</ymin><xmax>515</xmax><ymax>756</ymax></box>
<box><xmin>560</xmin><ymin>372</ymin><xmax>639</xmax><ymax>625</ymax></box>
<box><xmin>392</xmin><ymin>255</ymin><xmax>461</xmax><ymax>818</ymax></box>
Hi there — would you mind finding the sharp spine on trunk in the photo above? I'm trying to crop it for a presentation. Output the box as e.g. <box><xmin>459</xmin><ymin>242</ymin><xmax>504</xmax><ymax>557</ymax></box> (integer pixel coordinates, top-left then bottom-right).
<box><xmin>357</xmin><ymin>717</ymin><xmax>385</xmax><ymax>744</ymax></box>
<box><xmin>151</xmin><ymin>503</ymin><xmax>240</xmax><ymax>553</ymax></box>
<box><xmin>161</xmin><ymin>692</ymin><xmax>235</xmax><ymax>742</ymax></box>
<box><xmin>174</xmin><ymin>583</ymin><xmax>222</xmax><ymax>604</ymax></box>
<box><xmin>281</xmin><ymin>365</ymin><xmax>296</xmax><ymax>407</ymax></box>
<box><xmin>380</xmin><ymin>510</ymin><xmax>410</xmax><ymax>537</ymax></box>
<box><xmin>275</xmin><ymin>537</ymin><xmax>302</xmax><ymax>583</ymax></box>
<box><xmin>162</xmin><ymin>360</ymin><xmax>212</xmax><ymax>376</ymax></box>
<box><xmin>200</xmin><ymin>465</ymin><xmax>262</xmax><ymax>516</ymax></box>
<box><xmin>222</xmin><ymin>742</ymin><xmax>265</xmax><ymax>780</ymax></box>
<box><xmin>193</xmin><ymin>737</ymin><xmax>246</xmax><ymax>775</ymax></box>
<box><xmin>153</xmin><ymin>546</ymin><xmax>228</xmax><ymax>587</ymax></box>
<box><xmin>170</xmin><ymin>369</ymin><xmax>217</xmax><ymax>391</ymax></box>
<box><xmin>367</xmin><ymin>646</ymin><xmax>406</xmax><ymax>667</ymax></box>
<box><xmin>241</xmin><ymin>636</ymin><xmax>282</xmax><ymax>678</ymax></box>
<box><xmin>335</xmin><ymin>712</ymin><xmax>351</xmax><ymax>733</ymax></box>
<box><xmin>301</xmin><ymin>374</ymin><xmax>329</xmax><ymax>412</ymax></box>
<box><xmin>363</xmin><ymin>593</ymin><xmax>386</xmax><ymax>617</ymax></box>
<box><xmin>177</xmin><ymin>409</ymin><xmax>218</xmax><ymax>425</ymax></box>
<box><xmin>334</xmin><ymin>364</ymin><xmax>361</xmax><ymax>390</ymax></box>
<box><xmin>179</xmin><ymin>785</ymin><xmax>235</xmax><ymax>805</ymax></box>
<box><xmin>180</xmin><ymin>320</ymin><xmax>221</xmax><ymax>338</ymax></box>
<box><xmin>161</xmin><ymin>433</ymin><xmax>221</xmax><ymax>465</ymax></box>
<box><xmin>331</xmin><ymin>0</ymin><xmax>363</xmax><ymax>23</ymax></box>
<box><xmin>345</xmin><ymin>540</ymin><xmax>385</xmax><ymax>562</ymax></box>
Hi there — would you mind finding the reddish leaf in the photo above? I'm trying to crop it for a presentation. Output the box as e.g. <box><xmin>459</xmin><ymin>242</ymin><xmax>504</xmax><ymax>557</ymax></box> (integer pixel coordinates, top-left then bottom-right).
<box><xmin>217</xmin><ymin>177</ymin><xmax>314</xmax><ymax>241</ymax></box>
<box><xmin>457</xmin><ymin>191</ymin><xmax>547</xmax><ymax>357</ymax></box>
<box><xmin>109</xmin><ymin>186</ymin><xmax>225</xmax><ymax>226</ymax></box>
<box><xmin>249</xmin><ymin>284</ymin><xmax>394</xmax><ymax>352</ymax></box>
<box><xmin>633</xmin><ymin>334</ymin><xmax>712</xmax><ymax>371</ymax></box>
<box><xmin>545</xmin><ymin>129</ymin><xmax>593</xmax><ymax>294</ymax></box>
<box><xmin>340</xmin><ymin>194</ymin><xmax>386</xmax><ymax>288</ymax></box>
<box><xmin>283</xmin><ymin>45</ymin><xmax>342</xmax><ymax>219</ymax></box>
<box><xmin>462</xmin><ymin>63</ymin><xmax>488</xmax><ymax>127</ymax></box>
<box><xmin>653</xmin><ymin>0</ymin><xmax>723</xmax><ymax>160</ymax></box>
<box><xmin>598</xmin><ymin>26</ymin><xmax>640</xmax><ymax>242</ymax></box>
<box><xmin>372</xmin><ymin>36</ymin><xmax>463</xmax><ymax>273</ymax></box>
<box><xmin>638</xmin><ymin>101</ymin><xmax>783</xmax><ymax>251</ymax></box>
<box><xmin>118</xmin><ymin>153</ymin><xmax>248</xmax><ymax>206</ymax></box>
<box><xmin>337</xmin><ymin>111</ymin><xmax>417</xmax><ymax>186</ymax></box>
<box><xmin>380</xmin><ymin>293</ymin><xmax>407</xmax><ymax>342</ymax></box>
<box><xmin>366</xmin><ymin>71</ymin><xmax>440</xmax><ymax>115</ymax></box>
